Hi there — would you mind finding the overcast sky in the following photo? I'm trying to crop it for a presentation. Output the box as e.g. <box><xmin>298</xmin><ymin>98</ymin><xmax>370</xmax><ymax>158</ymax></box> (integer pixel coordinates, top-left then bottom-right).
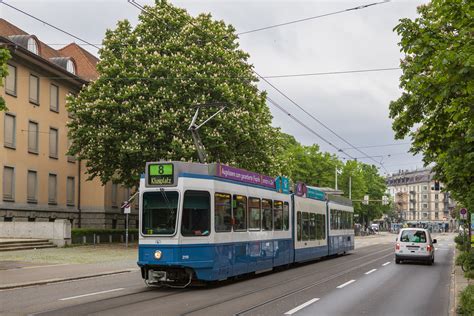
<box><xmin>1</xmin><ymin>0</ymin><xmax>431</xmax><ymax>175</ymax></box>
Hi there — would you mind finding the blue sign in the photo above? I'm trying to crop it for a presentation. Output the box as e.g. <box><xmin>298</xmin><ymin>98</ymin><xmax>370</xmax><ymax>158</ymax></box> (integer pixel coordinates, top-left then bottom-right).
<box><xmin>307</xmin><ymin>187</ymin><xmax>325</xmax><ymax>201</ymax></box>
<box><xmin>275</xmin><ymin>176</ymin><xmax>290</xmax><ymax>194</ymax></box>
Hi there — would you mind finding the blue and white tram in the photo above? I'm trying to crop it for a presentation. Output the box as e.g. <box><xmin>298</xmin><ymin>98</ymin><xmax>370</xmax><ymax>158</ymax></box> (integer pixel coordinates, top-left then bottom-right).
<box><xmin>137</xmin><ymin>161</ymin><xmax>354</xmax><ymax>287</ymax></box>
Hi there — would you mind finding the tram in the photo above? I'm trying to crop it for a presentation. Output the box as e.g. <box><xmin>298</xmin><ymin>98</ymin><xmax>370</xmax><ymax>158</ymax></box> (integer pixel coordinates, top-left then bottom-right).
<box><xmin>137</xmin><ymin>161</ymin><xmax>354</xmax><ymax>287</ymax></box>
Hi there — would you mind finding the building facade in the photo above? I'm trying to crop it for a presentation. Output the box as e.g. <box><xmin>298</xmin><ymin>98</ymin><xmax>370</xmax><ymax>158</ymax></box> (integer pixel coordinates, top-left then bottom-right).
<box><xmin>0</xmin><ymin>19</ymin><xmax>137</xmax><ymax>228</ymax></box>
<box><xmin>386</xmin><ymin>168</ymin><xmax>455</xmax><ymax>227</ymax></box>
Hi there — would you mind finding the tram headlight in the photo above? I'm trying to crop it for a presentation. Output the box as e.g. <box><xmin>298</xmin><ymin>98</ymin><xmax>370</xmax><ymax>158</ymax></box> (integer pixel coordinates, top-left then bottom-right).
<box><xmin>154</xmin><ymin>250</ymin><xmax>162</xmax><ymax>260</ymax></box>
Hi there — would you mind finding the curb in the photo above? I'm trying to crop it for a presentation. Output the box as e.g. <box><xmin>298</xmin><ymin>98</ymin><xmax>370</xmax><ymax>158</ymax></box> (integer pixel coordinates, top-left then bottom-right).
<box><xmin>0</xmin><ymin>268</ymin><xmax>139</xmax><ymax>290</ymax></box>
<box><xmin>449</xmin><ymin>247</ymin><xmax>457</xmax><ymax>316</ymax></box>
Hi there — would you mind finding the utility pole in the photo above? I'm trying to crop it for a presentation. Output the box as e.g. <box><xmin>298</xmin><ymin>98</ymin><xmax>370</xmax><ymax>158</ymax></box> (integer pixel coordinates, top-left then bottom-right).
<box><xmin>335</xmin><ymin>167</ymin><xmax>338</xmax><ymax>191</ymax></box>
<box><xmin>349</xmin><ymin>175</ymin><xmax>352</xmax><ymax>200</ymax></box>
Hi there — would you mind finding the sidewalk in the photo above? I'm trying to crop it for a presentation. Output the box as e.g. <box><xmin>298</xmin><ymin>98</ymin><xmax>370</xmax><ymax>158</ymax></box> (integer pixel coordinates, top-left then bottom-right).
<box><xmin>450</xmin><ymin>247</ymin><xmax>473</xmax><ymax>316</ymax></box>
<box><xmin>0</xmin><ymin>244</ymin><xmax>139</xmax><ymax>290</ymax></box>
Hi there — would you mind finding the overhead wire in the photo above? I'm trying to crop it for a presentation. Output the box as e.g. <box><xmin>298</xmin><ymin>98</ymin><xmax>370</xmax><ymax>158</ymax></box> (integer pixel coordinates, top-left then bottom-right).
<box><xmin>236</xmin><ymin>0</ymin><xmax>390</xmax><ymax>35</ymax></box>
<box><xmin>1</xmin><ymin>1</ymin><xmax>101</xmax><ymax>50</ymax></box>
<box><xmin>7</xmin><ymin>67</ymin><xmax>400</xmax><ymax>80</ymax></box>
<box><xmin>129</xmin><ymin>0</ymin><xmax>392</xmax><ymax>172</ymax></box>
<box><xmin>3</xmin><ymin>0</ymin><xmax>393</xmax><ymax>171</ymax></box>
<box><xmin>266</xmin><ymin>97</ymin><xmax>356</xmax><ymax>160</ymax></box>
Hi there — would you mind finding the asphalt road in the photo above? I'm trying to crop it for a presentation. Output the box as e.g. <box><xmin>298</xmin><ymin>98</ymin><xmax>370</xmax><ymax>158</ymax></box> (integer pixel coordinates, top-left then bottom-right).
<box><xmin>0</xmin><ymin>234</ymin><xmax>454</xmax><ymax>316</ymax></box>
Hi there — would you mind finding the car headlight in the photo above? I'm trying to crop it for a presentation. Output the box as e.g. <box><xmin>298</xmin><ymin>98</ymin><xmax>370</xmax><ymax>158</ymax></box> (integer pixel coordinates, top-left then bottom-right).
<box><xmin>154</xmin><ymin>250</ymin><xmax>162</xmax><ymax>260</ymax></box>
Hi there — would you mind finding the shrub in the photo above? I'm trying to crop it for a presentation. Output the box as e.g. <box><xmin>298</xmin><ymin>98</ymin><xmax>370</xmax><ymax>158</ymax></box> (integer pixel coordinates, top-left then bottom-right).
<box><xmin>459</xmin><ymin>285</ymin><xmax>474</xmax><ymax>315</ymax></box>
<box><xmin>71</xmin><ymin>228</ymin><xmax>139</xmax><ymax>244</ymax></box>
<box><xmin>72</xmin><ymin>228</ymin><xmax>138</xmax><ymax>236</ymax></box>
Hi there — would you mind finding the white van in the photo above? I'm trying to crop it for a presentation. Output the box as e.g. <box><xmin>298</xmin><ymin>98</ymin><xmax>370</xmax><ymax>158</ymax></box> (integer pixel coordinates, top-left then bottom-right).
<box><xmin>395</xmin><ymin>228</ymin><xmax>436</xmax><ymax>265</ymax></box>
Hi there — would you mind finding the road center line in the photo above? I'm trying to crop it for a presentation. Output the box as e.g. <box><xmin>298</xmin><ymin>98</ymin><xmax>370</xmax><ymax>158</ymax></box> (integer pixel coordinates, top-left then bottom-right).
<box><xmin>336</xmin><ymin>279</ymin><xmax>356</xmax><ymax>289</ymax></box>
<box><xmin>382</xmin><ymin>262</ymin><xmax>391</xmax><ymax>266</ymax></box>
<box><xmin>365</xmin><ymin>268</ymin><xmax>377</xmax><ymax>275</ymax></box>
<box><xmin>284</xmin><ymin>298</ymin><xmax>320</xmax><ymax>315</ymax></box>
<box><xmin>59</xmin><ymin>288</ymin><xmax>124</xmax><ymax>301</ymax></box>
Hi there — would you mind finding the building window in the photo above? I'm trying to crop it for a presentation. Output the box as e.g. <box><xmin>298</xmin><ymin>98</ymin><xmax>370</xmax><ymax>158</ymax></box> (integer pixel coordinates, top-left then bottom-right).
<box><xmin>66</xmin><ymin>59</ymin><xmax>76</xmax><ymax>75</ymax></box>
<box><xmin>435</xmin><ymin>212</ymin><xmax>439</xmax><ymax>219</ymax></box>
<box><xmin>423</xmin><ymin>194</ymin><xmax>428</xmax><ymax>200</ymax></box>
<box><xmin>28</xmin><ymin>217</ymin><xmax>36</xmax><ymax>222</ymax></box>
<box><xmin>4</xmin><ymin>216</ymin><xmax>13</xmax><ymax>222</ymax></box>
<box><xmin>28</xmin><ymin>121</ymin><xmax>39</xmax><ymax>154</ymax></box>
<box><xmin>5</xmin><ymin>64</ymin><xmax>16</xmax><ymax>96</ymax></box>
<box><xmin>3</xmin><ymin>166</ymin><xmax>15</xmax><ymax>201</ymax></box>
<box><xmin>67</xmin><ymin>177</ymin><xmax>75</xmax><ymax>206</ymax></box>
<box><xmin>423</xmin><ymin>185</ymin><xmax>428</xmax><ymax>191</ymax></box>
<box><xmin>50</xmin><ymin>84</ymin><xmax>59</xmax><ymax>112</ymax></box>
<box><xmin>111</xmin><ymin>183</ymin><xmax>118</xmax><ymax>207</ymax></box>
<box><xmin>48</xmin><ymin>174</ymin><xmax>57</xmax><ymax>204</ymax></box>
<box><xmin>435</xmin><ymin>203</ymin><xmax>439</xmax><ymax>210</ymax></box>
<box><xmin>435</xmin><ymin>194</ymin><xmax>439</xmax><ymax>200</ymax></box>
<box><xmin>4</xmin><ymin>113</ymin><xmax>16</xmax><ymax>149</ymax></box>
<box><xmin>27</xmin><ymin>170</ymin><xmax>37</xmax><ymax>203</ymax></box>
<box><xmin>422</xmin><ymin>203</ymin><xmax>428</xmax><ymax>209</ymax></box>
<box><xmin>49</xmin><ymin>128</ymin><xmax>58</xmax><ymax>159</ymax></box>
<box><xmin>27</xmin><ymin>37</ymin><xmax>39</xmax><ymax>55</ymax></box>
<box><xmin>29</xmin><ymin>75</ymin><xmax>39</xmax><ymax>104</ymax></box>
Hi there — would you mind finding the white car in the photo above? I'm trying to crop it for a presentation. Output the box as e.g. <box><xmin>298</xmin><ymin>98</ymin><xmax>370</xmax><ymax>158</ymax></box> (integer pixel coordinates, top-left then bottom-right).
<box><xmin>395</xmin><ymin>228</ymin><xmax>436</xmax><ymax>265</ymax></box>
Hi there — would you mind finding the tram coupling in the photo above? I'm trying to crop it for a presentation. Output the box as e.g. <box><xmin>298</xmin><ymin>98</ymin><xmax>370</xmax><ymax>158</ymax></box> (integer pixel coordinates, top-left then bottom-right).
<box><xmin>145</xmin><ymin>267</ymin><xmax>194</xmax><ymax>288</ymax></box>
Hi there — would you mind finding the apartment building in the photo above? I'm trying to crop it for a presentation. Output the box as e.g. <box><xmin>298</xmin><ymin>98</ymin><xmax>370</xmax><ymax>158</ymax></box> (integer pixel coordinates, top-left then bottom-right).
<box><xmin>386</xmin><ymin>168</ymin><xmax>455</xmax><ymax>226</ymax></box>
<box><xmin>0</xmin><ymin>19</ymin><xmax>137</xmax><ymax>228</ymax></box>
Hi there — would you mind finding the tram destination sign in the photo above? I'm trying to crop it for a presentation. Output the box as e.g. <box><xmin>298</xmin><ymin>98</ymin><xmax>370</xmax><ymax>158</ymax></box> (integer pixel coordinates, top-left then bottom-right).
<box><xmin>216</xmin><ymin>164</ymin><xmax>275</xmax><ymax>189</ymax></box>
<box><xmin>147</xmin><ymin>163</ymin><xmax>174</xmax><ymax>186</ymax></box>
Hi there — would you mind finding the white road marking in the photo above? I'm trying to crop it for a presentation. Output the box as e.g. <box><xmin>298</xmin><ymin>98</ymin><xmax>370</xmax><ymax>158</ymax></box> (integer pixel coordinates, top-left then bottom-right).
<box><xmin>284</xmin><ymin>298</ymin><xmax>320</xmax><ymax>315</ymax></box>
<box><xmin>336</xmin><ymin>280</ymin><xmax>356</xmax><ymax>289</ymax></box>
<box><xmin>382</xmin><ymin>262</ymin><xmax>391</xmax><ymax>266</ymax></box>
<box><xmin>365</xmin><ymin>269</ymin><xmax>377</xmax><ymax>275</ymax></box>
<box><xmin>59</xmin><ymin>288</ymin><xmax>124</xmax><ymax>301</ymax></box>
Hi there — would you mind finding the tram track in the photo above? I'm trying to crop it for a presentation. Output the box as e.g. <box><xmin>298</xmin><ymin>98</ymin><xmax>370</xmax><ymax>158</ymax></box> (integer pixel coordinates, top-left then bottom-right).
<box><xmin>180</xmin><ymin>245</ymin><xmax>393</xmax><ymax>316</ymax></box>
<box><xmin>32</xmin><ymin>245</ymin><xmax>392</xmax><ymax>315</ymax></box>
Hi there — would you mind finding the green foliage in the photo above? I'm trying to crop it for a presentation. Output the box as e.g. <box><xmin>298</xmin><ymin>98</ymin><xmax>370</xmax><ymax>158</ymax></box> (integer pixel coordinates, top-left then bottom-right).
<box><xmin>456</xmin><ymin>251</ymin><xmax>474</xmax><ymax>279</ymax></box>
<box><xmin>390</xmin><ymin>0</ymin><xmax>474</xmax><ymax>213</ymax></box>
<box><xmin>67</xmin><ymin>0</ymin><xmax>275</xmax><ymax>186</ymax></box>
<box><xmin>459</xmin><ymin>284</ymin><xmax>474</xmax><ymax>315</ymax></box>
<box><xmin>0</xmin><ymin>48</ymin><xmax>12</xmax><ymax>111</ymax></box>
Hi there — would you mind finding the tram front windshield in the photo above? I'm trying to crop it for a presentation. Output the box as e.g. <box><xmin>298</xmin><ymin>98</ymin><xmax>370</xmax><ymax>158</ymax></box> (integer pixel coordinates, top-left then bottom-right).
<box><xmin>142</xmin><ymin>191</ymin><xmax>179</xmax><ymax>235</ymax></box>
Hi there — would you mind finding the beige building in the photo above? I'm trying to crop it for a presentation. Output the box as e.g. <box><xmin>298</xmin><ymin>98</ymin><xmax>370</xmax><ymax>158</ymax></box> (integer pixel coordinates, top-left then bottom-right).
<box><xmin>386</xmin><ymin>168</ymin><xmax>455</xmax><ymax>227</ymax></box>
<box><xmin>0</xmin><ymin>19</ymin><xmax>137</xmax><ymax>228</ymax></box>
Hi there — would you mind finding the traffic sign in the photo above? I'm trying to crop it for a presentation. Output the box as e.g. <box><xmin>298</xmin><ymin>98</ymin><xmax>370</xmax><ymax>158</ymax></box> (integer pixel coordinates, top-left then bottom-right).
<box><xmin>363</xmin><ymin>195</ymin><xmax>369</xmax><ymax>205</ymax></box>
<box><xmin>460</xmin><ymin>208</ymin><xmax>467</xmax><ymax>220</ymax></box>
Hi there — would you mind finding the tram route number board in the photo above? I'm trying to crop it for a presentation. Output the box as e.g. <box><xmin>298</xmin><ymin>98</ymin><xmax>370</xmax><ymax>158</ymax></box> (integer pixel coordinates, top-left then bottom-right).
<box><xmin>148</xmin><ymin>163</ymin><xmax>174</xmax><ymax>186</ymax></box>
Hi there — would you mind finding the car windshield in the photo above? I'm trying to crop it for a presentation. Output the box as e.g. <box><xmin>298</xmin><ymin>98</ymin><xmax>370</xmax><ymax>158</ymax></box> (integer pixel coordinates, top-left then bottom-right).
<box><xmin>400</xmin><ymin>230</ymin><xmax>427</xmax><ymax>243</ymax></box>
<box><xmin>142</xmin><ymin>191</ymin><xmax>179</xmax><ymax>235</ymax></box>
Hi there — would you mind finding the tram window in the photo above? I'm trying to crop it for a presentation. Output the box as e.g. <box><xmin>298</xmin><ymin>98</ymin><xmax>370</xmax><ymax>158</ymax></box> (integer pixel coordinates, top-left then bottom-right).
<box><xmin>215</xmin><ymin>193</ymin><xmax>231</xmax><ymax>232</ymax></box>
<box><xmin>233</xmin><ymin>195</ymin><xmax>247</xmax><ymax>231</ymax></box>
<box><xmin>331</xmin><ymin>210</ymin><xmax>336</xmax><ymax>229</ymax></box>
<box><xmin>262</xmin><ymin>199</ymin><xmax>273</xmax><ymax>231</ymax></box>
<box><xmin>273</xmin><ymin>200</ymin><xmax>283</xmax><ymax>230</ymax></box>
<box><xmin>316</xmin><ymin>214</ymin><xmax>322</xmax><ymax>240</ymax></box>
<box><xmin>322</xmin><ymin>214</ymin><xmax>326</xmax><ymax>239</ymax></box>
<box><xmin>142</xmin><ymin>191</ymin><xmax>179</xmax><ymax>235</ymax></box>
<box><xmin>297</xmin><ymin>211</ymin><xmax>302</xmax><ymax>241</ymax></box>
<box><xmin>302</xmin><ymin>212</ymin><xmax>310</xmax><ymax>241</ymax></box>
<box><xmin>283</xmin><ymin>202</ymin><xmax>290</xmax><ymax>230</ymax></box>
<box><xmin>248</xmin><ymin>197</ymin><xmax>261</xmax><ymax>230</ymax></box>
<box><xmin>309</xmin><ymin>213</ymin><xmax>316</xmax><ymax>240</ymax></box>
<box><xmin>181</xmin><ymin>190</ymin><xmax>210</xmax><ymax>237</ymax></box>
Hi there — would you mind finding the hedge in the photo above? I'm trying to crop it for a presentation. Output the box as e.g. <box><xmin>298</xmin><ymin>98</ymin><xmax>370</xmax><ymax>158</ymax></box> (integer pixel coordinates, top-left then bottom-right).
<box><xmin>71</xmin><ymin>228</ymin><xmax>139</xmax><ymax>244</ymax></box>
<box><xmin>459</xmin><ymin>285</ymin><xmax>474</xmax><ymax>315</ymax></box>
